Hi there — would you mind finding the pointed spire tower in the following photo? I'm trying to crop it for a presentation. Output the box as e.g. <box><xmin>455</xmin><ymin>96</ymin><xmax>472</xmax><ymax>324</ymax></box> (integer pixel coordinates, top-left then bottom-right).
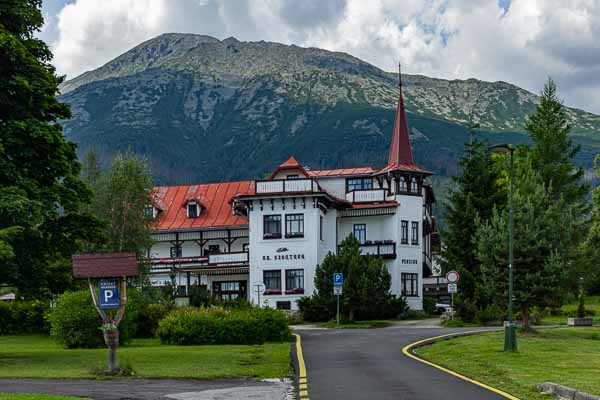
<box><xmin>378</xmin><ymin>62</ymin><xmax>431</xmax><ymax>175</ymax></box>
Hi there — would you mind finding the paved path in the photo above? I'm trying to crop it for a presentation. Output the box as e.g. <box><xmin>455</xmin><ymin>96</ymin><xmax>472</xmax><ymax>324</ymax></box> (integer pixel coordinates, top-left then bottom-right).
<box><xmin>295</xmin><ymin>325</ymin><xmax>510</xmax><ymax>400</ymax></box>
<box><xmin>0</xmin><ymin>378</ymin><xmax>292</xmax><ymax>400</ymax></box>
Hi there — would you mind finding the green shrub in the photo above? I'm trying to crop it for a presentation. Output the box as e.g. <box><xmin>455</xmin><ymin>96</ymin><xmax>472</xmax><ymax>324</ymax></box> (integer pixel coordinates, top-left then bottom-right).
<box><xmin>0</xmin><ymin>300</ymin><xmax>50</xmax><ymax>335</ymax></box>
<box><xmin>423</xmin><ymin>296</ymin><xmax>437</xmax><ymax>315</ymax></box>
<box><xmin>157</xmin><ymin>306</ymin><xmax>292</xmax><ymax>345</ymax></box>
<box><xmin>455</xmin><ymin>299</ymin><xmax>478</xmax><ymax>323</ymax></box>
<box><xmin>48</xmin><ymin>290</ymin><xmax>137</xmax><ymax>348</ymax></box>
<box><xmin>135</xmin><ymin>303</ymin><xmax>172</xmax><ymax>337</ymax></box>
<box><xmin>297</xmin><ymin>296</ymin><xmax>332</xmax><ymax>322</ymax></box>
<box><xmin>475</xmin><ymin>304</ymin><xmax>504</xmax><ymax>326</ymax></box>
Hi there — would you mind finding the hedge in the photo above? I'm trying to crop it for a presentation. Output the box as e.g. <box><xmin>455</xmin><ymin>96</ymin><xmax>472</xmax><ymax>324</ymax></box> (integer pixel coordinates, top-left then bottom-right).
<box><xmin>48</xmin><ymin>290</ymin><xmax>137</xmax><ymax>348</ymax></box>
<box><xmin>157</xmin><ymin>306</ymin><xmax>292</xmax><ymax>345</ymax></box>
<box><xmin>0</xmin><ymin>300</ymin><xmax>49</xmax><ymax>335</ymax></box>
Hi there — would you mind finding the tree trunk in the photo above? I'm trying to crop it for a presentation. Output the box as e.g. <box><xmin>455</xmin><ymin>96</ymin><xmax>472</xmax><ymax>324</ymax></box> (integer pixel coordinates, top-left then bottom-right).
<box><xmin>348</xmin><ymin>308</ymin><xmax>354</xmax><ymax>322</ymax></box>
<box><xmin>104</xmin><ymin>331</ymin><xmax>119</xmax><ymax>374</ymax></box>
<box><xmin>521</xmin><ymin>308</ymin><xmax>530</xmax><ymax>329</ymax></box>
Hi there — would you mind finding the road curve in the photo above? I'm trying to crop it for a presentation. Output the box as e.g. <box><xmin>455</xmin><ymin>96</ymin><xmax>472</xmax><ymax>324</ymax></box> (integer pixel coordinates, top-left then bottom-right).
<box><xmin>294</xmin><ymin>325</ymin><xmax>512</xmax><ymax>400</ymax></box>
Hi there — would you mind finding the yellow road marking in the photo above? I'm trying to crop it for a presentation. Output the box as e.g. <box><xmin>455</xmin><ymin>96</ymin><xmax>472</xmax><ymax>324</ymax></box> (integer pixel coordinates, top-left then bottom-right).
<box><xmin>295</xmin><ymin>333</ymin><xmax>309</xmax><ymax>398</ymax></box>
<box><xmin>402</xmin><ymin>330</ymin><xmax>520</xmax><ymax>400</ymax></box>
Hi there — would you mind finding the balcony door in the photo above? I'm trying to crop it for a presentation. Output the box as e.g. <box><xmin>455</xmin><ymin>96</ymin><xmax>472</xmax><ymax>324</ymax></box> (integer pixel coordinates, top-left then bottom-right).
<box><xmin>212</xmin><ymin>280</ymin><xmax>247</xmax><ymax>300</ymax></box>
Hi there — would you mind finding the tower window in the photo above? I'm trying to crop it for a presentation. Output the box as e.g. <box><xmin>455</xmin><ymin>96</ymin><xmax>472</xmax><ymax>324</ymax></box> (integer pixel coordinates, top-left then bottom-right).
<box><xmin>399</xmin><ymin>177</ymin><xmax>407</xmax><ymax>192</ymax></box>
<box><xmin>410</xmin><ymin>177</ymin><xmax>418</xmax><ymax>193</ymax></box>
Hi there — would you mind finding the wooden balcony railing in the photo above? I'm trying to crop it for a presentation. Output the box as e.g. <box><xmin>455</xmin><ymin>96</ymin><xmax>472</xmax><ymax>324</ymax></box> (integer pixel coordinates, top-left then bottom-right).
<box><xmin>345</xmin><ymin>189</ymin><xmax>387</xmax><ymax>203</ymax></box>
<box><xmin>256</xmin><ymin>178</ymin><xmax>318</xmax><ymax>194</ymax></box>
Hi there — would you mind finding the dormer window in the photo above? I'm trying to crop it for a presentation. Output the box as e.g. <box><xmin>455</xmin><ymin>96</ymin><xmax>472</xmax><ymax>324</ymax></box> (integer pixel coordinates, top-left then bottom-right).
<box><xmin>187</xmin><ymin>202</ymin><xmax>199</xmax><ymax>218</ymax></box>
<box><xmin>145</xmin><ymin>205</ymin><xmax>156</xmax><ymax>219</ymax></box>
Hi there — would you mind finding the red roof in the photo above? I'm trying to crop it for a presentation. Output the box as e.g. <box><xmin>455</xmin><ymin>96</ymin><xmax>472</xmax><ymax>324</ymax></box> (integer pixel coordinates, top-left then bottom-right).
<box><xmin>388</xmin><ymin>72</ymin><xmax>413</xmax><ymax>166</ymax></box>
<box><xmin>269</xmin><ymin>156</ymin><xmax>309</xmax><ymax>179</ymax></box>
<box><xmin>307</xmin><ymin>167</ymin><xmax>376</xmax><ymax>177</ymax></box>
<box><xmin>377</xmin><ymin>162</ymin><xmax>432</xmax><ymax>175</ymax></box>
<box><xmin>153</xmin><ymin>181</ymin><xmax>254</xmax><ymax>230</ymax></box>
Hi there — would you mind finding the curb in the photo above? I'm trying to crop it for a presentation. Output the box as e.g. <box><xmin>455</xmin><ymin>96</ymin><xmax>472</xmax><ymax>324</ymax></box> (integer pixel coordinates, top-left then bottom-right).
<box><xmin>402</xmin><ymin>329</ymin><xmax>520</xmax><ymax>400</ymax></box>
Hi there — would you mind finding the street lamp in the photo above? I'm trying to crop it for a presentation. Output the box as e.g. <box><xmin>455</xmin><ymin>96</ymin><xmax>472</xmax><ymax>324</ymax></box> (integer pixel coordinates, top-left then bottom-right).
<box><xmin>489</xmin><ymin>143</ymin><xmax>518</xmax><ymax>352</ymax></box>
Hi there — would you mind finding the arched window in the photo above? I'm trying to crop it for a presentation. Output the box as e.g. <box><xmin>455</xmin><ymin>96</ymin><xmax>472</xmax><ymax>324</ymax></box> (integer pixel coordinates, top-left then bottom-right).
<box><xmin>399</xmin><ymin>176</ymin><xmax>407</xmax><ymax>192</ymax></box>
<box><xmin>410</xmin><ymin>177</ymin><xmax>418</xmax><ymax>193</ymax></box>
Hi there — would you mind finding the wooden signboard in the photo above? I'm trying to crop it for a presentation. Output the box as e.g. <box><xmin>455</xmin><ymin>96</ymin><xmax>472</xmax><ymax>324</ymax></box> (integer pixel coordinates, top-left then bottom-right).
<box><xmin>71</xmin><ymin>252</ymin><xmax>138</xmax><ymax>374</ymax></box>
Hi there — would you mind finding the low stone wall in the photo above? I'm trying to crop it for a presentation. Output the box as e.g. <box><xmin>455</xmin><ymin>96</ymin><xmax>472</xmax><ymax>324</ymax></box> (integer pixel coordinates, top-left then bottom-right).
<box><xmin>539</xmin><ymin>382</ymin><xmax>599</xmax><ymax>400</ymax></box>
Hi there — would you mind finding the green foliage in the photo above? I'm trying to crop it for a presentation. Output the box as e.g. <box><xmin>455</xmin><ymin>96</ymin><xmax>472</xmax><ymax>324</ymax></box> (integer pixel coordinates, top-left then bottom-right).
<box><xmin>48</xmin><ymin>290</ymin><xmax>136</xmax><ymax>348</ymax></box>
<box><xmin>297</xmin><ymin>296</ymin><xmax>331</xmax><ymax>322</ymax></box>
<box><xmin>583</xmin><ymin>156</ymin><xmax>600</xmax><ymax>293</ymax></box>
<box><xmin>156</xmin><ymin>306</ymin><xmax>292</xmax><ymax>345</ymax></box>
<box><xmin>83</xmin><ymin>150</ymin><xmax>154</xmax><ymax>255</ymax></box>
<box><xmin>440</xmin><ymin>139</ymin><xmax>503</xmax><ymax>307</ymax></box>
<box><xmin>0</xmin><ymin>0</ymin><xmax>104</xmax><ymax>298</ymax></box>
<box><xmin>0</xmin><ymin>300</ymin><xmax>49</xmax><ymax>334</ymax></box>
<box><xmin>476</xmin><ymin>162</ymin><xmax>576</xmax><ymax>327</ymax></box>
<box><xmin>422</xmin><ymin>296</ymin><xmax>436</xmax><ymax>315</ymax></box>
<box><xmin>309</xmin><ymin>235</ymin><xmax>407</xmax><ymax>321</ymax></box>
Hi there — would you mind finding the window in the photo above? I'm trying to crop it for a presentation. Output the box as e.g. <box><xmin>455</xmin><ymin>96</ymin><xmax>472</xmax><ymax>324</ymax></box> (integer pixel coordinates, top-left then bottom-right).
<box><xmin>285</xmin><ymin>214</ymin><xmax>304</xmax><ymax>238</ymax></box>
<box><xmin>353</xmin><ymin>224</ymin><xmax>366</xmax><ymax>244</ymax></box>
<box><xmin>263</xmin><ymin>270</ymin><xmax>281</xmax><ymax>294</ymax></box>
<box><xmin>286</xmin><ymin>269</ymin><xmax>304</xmax><ymax>294</ymax></box>
<box><xmin>401</xmin><ymin>273</ymin><xmax>418</xmax><ymax>297</ymax></box>
<box><xmin>212</xmin><ymin>281</ymin><xmax>246</xmax><ymax>300</ymax></box>
<box><xmin>205</xmin><ymin>244</ymin><xmax>220</xmax><ymax>256</ymax></box>
<box><xmin>410</xmin><ymin>177</ymin><xmax>418</xmax><ymax>193</ymax></box>
<box><xmin>286</xmin><ymin>175</ymin><xmax>299</xmax><ymax>179</ymax></box>
<box><xmin>320</xmin><ymin>215</ymin><xmax>324</xmax><ymax>241</ymax></box>
<box><xmin>276</xmin><ymin>301</ymin><xmax>291</xmax><ymax>310</ymax></box>
<box><xmin>401</xmin><ymin>221</ymin><xmax>409</xmax><ymax>244</ymax></box>
<box><xmin>263</xmin><ymin>215</ymin><xmax>282</xmax><ymax>239</ymax></box>
<box><xmin>346</xmin><ymin>177</ymin><xmax>373</xmax><ymax>192</ymax></box>
<box><xmin>187</xmin><ymin>202</ymin><xmax>198</xmax><ymax>218</ymax></box>
<box><xmin>399</xmin><ymin>177</ymin><xmax>407</xmax><ymax>192</ymax></box>
<box><xmin>411</xmin><ymin>221</ymin><xmax>419</xmax><ymax>245</ymax></box>
<box><xmin>145</xmin><ymin>205</ymin><xmax>155</xmax><ymax>219</ymax></box>
<box><xmin>170</xmin><ymin>246</ymin><xmax>182</xmax><ymax>258</ymax></box>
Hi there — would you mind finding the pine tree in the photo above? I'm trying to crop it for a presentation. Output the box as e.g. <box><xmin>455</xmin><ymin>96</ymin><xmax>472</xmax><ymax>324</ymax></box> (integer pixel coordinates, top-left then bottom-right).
<box><xmin>0</xmin><ymin>0</ymin><xmax>103</xmax><ymax>297</ymax></box>
<box><xmin>583</xmin><ymin>155</ymin><xmax>600</xmax><ymax>293</ymax></box>
<box><xmin>526</xmin><ymin>78</ymin><xmax>588</xmax><ymax>203</ymax></box>
<box><xmin>440</xmin><ymin>139</ymin><xmax>503</xmax><ymax>307</ymax></box>
<box><xmin>476</xmin><ymin>161</ymin><xmax>576</xmax><ymax>327</ymax></box>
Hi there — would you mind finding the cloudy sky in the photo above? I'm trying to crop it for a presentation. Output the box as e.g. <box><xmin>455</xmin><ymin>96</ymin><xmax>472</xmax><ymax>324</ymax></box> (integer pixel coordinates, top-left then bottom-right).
<box><xmin>39</xmin><ymin>0</ymin><xmax>600</xmax><ymax>114</ymax></box>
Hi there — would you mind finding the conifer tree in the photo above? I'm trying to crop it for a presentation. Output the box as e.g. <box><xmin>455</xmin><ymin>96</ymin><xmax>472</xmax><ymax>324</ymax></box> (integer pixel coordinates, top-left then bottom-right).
<box><xmin>440</xmin><ymin>139</ymin><xmax>503</xmax><ymax>307</ymax></box>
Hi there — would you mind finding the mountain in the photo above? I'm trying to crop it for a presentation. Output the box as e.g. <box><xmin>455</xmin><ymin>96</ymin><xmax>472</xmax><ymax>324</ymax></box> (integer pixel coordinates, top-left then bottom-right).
<box><xmin>59</xmin><ymin>33</ymin><xmax>600</xmax><ymax>185</ymax></box>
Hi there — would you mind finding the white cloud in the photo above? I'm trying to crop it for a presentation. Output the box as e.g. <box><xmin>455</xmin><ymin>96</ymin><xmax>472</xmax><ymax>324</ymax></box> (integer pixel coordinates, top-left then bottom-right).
<box><xmin>45</xmin><ymin>0</ymin><xmax>600</xmax><ymax>113</ymax></box>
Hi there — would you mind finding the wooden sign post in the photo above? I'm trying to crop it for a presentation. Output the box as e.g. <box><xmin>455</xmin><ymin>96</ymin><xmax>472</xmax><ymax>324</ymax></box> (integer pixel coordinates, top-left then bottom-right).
<box><xmin>72</xmin><ymin>253</ymin><xmax>138</xmax><ymax>374</ymax></box>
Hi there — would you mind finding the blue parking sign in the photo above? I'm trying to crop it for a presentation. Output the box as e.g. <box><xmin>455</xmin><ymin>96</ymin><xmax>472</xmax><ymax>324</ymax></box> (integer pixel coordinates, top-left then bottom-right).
<box><xmin>333</xmin><ymin>273</ymin><xmax>343</xmax><ymax>286</ymax></box>
<box><xmin>99</xmin><ymin>279</ymin><xmax>120</xmax><ymax>309</ymax></box>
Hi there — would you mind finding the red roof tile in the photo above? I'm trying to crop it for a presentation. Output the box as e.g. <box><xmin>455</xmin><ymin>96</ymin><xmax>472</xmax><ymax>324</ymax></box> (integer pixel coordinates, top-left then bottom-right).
<box><xmin>153</xmin><ymin>181</ymin><xmax>254</xmax><ymax>230</ymax></box>
<box><xmin>307</xmin><ymin>167</ymin><xmax>376</xmax><ymax>177</ymax></box>
<box><xmin>269</xmin><ymin>156</ymin><xmax>309</xmax><ymax>179</ymax></box>
<box><xmin>377</xmin><ymin>162</ymin><xmax>432</xmax><ymax>175</ymax></box>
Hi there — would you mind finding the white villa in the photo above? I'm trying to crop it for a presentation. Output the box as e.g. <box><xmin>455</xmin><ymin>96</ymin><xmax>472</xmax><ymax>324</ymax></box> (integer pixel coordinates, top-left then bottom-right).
<box><xmin>147</xmin><ymin>74</ymin><xmax>438</xmax><ymax>311</ymax></box>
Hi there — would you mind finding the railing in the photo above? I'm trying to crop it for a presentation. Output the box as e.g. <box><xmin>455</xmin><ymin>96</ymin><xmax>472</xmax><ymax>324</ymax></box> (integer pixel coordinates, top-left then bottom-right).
<box><xmin>256</xmin><ymin>179</ymin><xmax>318</xmax><ymax>194</ymax></box>
<box><xmin>338</xmin><ymin>241</ymin><xmax>396</xmax><ymax>259</ymax></box>
<box><xmin>208</xmin><ymin>251</ymin><xmax>249</xmax><ymax>265</ymax></box>
<box><xmin>345</xmin><ymin>189</ymin><xmax>387</xmax><ymax>203</ymax></box>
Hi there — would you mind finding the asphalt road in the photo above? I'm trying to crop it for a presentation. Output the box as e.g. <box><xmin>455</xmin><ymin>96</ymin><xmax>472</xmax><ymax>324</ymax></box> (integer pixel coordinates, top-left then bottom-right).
<box><xmin>295</xmin><ymin>325</ymin><xmax>510</xmax><ymax>400</ymax></box>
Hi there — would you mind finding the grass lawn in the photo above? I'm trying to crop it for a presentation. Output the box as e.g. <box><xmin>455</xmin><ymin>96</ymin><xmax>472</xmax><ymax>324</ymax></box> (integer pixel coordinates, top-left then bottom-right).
<box><xmin>318</xmin><ymin>320</ymin><xmax>393</xmax><ymax>329</ymax></box>
<box><xmin>417</xmin><ymin>328</ymin><xmax>600</xmax><ymax>400</ymax></box>
<box><xmin>0</xmin><ymin>335</ymin><xmax>290</xmax><ymax>379</ymax></box>
<box><xmin>540</xmin><ymin>296</ymin><xmax>600</xmax><ymax>325</ymax></box>
<box><xmin>0</xmin><ymin>395</ymin><xmax>87</xmax><ymax>400</ymax></box>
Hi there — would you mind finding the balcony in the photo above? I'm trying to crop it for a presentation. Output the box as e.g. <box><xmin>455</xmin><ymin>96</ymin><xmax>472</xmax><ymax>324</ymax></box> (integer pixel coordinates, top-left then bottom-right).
<box><xmin>256</xmin><ymin>179</ymin><xmax>319</xmax><ymax>194</ymax></box>
<box><xmin>208</xmin><ymin>251</ymin><xmax>249</xmax><ymax>265</ymax></box>
<box><xmin>345</xmin><ymin>189</ymin><xmax>387</xmax><ymax>203</ymax></box>
<box><xmin>338</xmin><ymin>241</ymin><xmax>397</xmax><ymax>259</ymax></box>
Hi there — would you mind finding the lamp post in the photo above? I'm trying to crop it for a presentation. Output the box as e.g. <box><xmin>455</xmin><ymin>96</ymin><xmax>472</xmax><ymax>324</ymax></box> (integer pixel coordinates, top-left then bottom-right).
<box><xmin>489</xmin><ymin>143</ymin><xmax>517</xmax><ymax>352</ymax></box>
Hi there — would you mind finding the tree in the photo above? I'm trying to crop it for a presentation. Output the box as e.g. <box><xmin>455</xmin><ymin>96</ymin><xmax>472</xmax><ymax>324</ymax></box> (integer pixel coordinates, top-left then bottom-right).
<box><xmin>0</xmin><ymin>0</ymin><xmax>103</xmax><ymax>298</ymax></box>
<box><xmin>582</xmin><ymin>155</ymin><xmax>600</xmax><ymax>293</ymax></box>
<box><xmin>525</xmin><ymin>78</ymin><xmax>589</xmax><ymax>290</ymax></box>
<box><xmin>312</xmin><ymin>235</ymin><xmax>404</xmax><ymax>321</ymax></box>
<box><xmin>476</xmin><ymin>162</ymin><xmax>576</xmax><ymax>327</ymax></box>
<box><xmin>83</xmin><ymin>150</ymin><xmax>154</xmax><ymax>255</ymax></box>
<box><xmin>440</xmin><ymin>139</ymin><xmax>503</xmax><ymax>307</ymax></box>
<box><xmin>526</xmin><ymin>78</ymin><xmax>588</xmax><ymax>203</ymax></box>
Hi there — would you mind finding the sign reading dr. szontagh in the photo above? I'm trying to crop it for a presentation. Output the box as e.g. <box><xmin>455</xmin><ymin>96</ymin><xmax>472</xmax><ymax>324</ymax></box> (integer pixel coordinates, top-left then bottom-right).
<box><xmin>99</xmin><ymin>279</ymin><xmax>120</xmax><ymax>309</ymax></box>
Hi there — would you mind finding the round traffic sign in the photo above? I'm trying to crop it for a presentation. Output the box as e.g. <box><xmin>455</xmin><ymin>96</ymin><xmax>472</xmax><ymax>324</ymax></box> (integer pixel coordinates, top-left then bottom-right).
<box><xmin>446</xmin><ymin>270</ymin><xmax>460</xmax><ymax>283</ymax></box>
